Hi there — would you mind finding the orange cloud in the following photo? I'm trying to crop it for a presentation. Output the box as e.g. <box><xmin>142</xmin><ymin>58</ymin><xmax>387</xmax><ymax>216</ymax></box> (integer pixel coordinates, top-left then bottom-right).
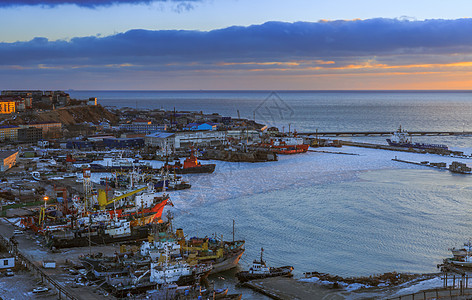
<box><xmin>218</xmin><ymin>61</ymin><xmax>300</xmax><ymax>66</ymax></box>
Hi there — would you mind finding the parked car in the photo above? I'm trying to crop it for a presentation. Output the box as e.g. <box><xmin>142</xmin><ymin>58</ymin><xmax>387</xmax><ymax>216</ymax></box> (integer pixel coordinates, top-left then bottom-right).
<box><xmin>33</xmin><ymin>286</ymin><xmax>49</xmax><ymax>294</ymax></box>
<box><xmin>5</xmin><ymin>269</ymin><xmax>14</xmax><ymax>276</ymax></box>
<box><xmin>13</xmin><ymin>230</ymin><xmax>23</xmax><ymax>235</ymax></box>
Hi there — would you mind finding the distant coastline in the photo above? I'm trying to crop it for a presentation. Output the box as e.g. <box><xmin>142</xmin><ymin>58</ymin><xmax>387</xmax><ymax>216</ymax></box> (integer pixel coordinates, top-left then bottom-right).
<box><xmin>68</xmin><ymin>89</ymin><xmax>472</xmax><ymax>93</ymax></box>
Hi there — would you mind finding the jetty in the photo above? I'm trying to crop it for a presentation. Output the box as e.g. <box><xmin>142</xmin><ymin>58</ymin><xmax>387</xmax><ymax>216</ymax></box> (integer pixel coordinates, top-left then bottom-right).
<box><xmin>392</xmin><ymin>158</ymin><xmax>472</xmax><ymax>174</ymax></box>
<box><xmin>299</xmin><ymin>131</ymin><xmax>472</xmax><ymax>137</ymax></box>
<box><xmin>242</xmin><ymin>276</ymin><xmax>343</xmax><ymax>300</ymax></box>
<box><xmin>332</xmin><ymin>140</ymin><xmax>469</xmax><ymax>158</ymax></box>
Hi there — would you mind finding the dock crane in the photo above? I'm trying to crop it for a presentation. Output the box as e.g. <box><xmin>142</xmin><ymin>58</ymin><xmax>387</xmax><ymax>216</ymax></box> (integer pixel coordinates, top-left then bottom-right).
<box><xmin>97</xmin><ymin>186</ymin><xmax>148</xmax><ymax>209</ymax></box>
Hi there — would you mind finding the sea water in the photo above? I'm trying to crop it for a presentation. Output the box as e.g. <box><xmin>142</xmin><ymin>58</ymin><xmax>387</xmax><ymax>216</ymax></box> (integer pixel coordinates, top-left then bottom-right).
<box><xmin>71</xmin><ymin>91</ymin><xmax>472</xmax><ymax>278</ymax></box>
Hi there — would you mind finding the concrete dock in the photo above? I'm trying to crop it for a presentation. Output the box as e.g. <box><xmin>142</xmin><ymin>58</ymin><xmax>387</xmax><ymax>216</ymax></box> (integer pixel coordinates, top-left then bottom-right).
<box><xmin>242</xmin><ymin>277</ymin><xmax>344</xmax><ymax>300</ymax></box>
<box><xmin>0</xmin><ymin>218</ymin><xmax>117</xmax><ymax>300</ymax></box>
<box><xmin>299</xmin><ymin>131</ymin><xmax>472</xmax><ymax>137</ymax></box>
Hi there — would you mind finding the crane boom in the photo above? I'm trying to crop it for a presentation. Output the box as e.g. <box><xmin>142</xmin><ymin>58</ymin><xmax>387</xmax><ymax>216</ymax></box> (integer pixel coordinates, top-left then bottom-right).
<box><xmin>98</xmin><ymin>186</ymin><xmax>147</xmax><ymax>208</ymax></box>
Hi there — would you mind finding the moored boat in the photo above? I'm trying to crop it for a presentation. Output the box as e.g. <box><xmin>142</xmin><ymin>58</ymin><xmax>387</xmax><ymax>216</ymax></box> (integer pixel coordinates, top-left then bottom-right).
<box><xmin>446</xmin><ymin>240</ymin><xmax>472</xmax><ymax>267</ymax></box>
<box><xmin>164</xmin><ymin>151</ymin><xmax>216</xmax><ymax>174</ymax></box>
<box><xmin>386</xmin><ymin>126</ymin><xmax>448</xmax><ymax>150</ymax></box>
<box><xmin>259</xmin><ymin>136</ymin><xmax>309</xmax><ymax>154</ymax></box>
<box><xmin>236</xmin><ymin>248</ymin><xmax>293</xmax><ymax>282</ymax></box>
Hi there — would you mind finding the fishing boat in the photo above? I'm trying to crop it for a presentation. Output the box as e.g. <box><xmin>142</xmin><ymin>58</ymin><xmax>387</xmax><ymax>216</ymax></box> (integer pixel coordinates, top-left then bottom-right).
<box><xmin>447</xmin><ymin>240</ymin><xmax>472</xmax><ymax>267</ymax></box>
<box><xmin>150</xmin><ymin>261</ymin><xmax>212</xmax><ymax>285</ymax></box>
<box><xmin>236</xmin><ymin>248</ymin><xmax>293</xmax><ymax>282</ymax></box>
<box><xmin>80</xmin><ymin>251</ymin><xmax>151</xmax><ymax>278</ymax></box>
<box><xmin>103</xmin><ymin>247</ymin><xmax>212</xmax><ymax>297</ymax></box>
<box><xmin>45</xmin><ymin>219</ymin><xmax>166</xmax><ymax>249</ymax></box>
<box><xmin>386</xmin><ymin>126</ymin><xmax>448</xmax><ymax>150</ymax></box>
<box><xmin>259</xmin><ymin>136</ymin><xmax>309</xmax><ymax>154</ymax></box>
<box><xmin>176</xmin><ymin>228</ymin><xmax>245</xmax><ymax>274</ymax></box>
<box><xmin>42</xmin><ymin>186</ymin><xmax>173</xmax><ymax>248</ymax></box>
<box><xmin>152</xmin><ymin>173</ymin><xmax>192</xmax><ymax>191</ymax></box>
<box><xmin>142</xmin><ymin>230</ymin><xmax>245</xmax><ymax>274</ymax></box>
<box><xmin>164</xmin><ymin>151</ymin><xmax>215</xmax><ymax>174</ymax></box>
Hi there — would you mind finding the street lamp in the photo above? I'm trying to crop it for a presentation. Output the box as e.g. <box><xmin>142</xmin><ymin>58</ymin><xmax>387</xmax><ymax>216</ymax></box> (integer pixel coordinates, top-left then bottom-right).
<box><xmin>42</xmin><ymin>196</ymin><xmax>49</xmax><ymax>228</ymax></box>
<box><xmin>43</xmin><ymin>196</ymin><xmax>49</xmax><ymax>210</ymax></box>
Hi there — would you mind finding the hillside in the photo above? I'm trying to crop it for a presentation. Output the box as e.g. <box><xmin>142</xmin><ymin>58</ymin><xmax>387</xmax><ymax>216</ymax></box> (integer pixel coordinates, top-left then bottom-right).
<box><xmin>4</xmin><ymin>105</ymin><xmax>119</xmax><ymax>127</ymax></box>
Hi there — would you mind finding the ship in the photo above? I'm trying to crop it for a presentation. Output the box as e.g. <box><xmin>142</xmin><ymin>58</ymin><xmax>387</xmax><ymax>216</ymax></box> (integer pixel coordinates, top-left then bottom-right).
<box><xmin>445</xmin><ymin>240</ymin><xmax>472</xmax><ymax>267</ymax></box>
<box><xmin>104</xmin><ymin>261</ymin><xmax>212</xmax><ymax>298</ymax></box>
<box><xmin>79</xmin><ymin>251</ymin><xmax>149</xmax><ymax>278</ymax></box>
<box><xmin>45</xmin><ymin>219</ymin><xmax>170</xmax><ymax>249</ymax></box>
<box><xmin>236</xmin><ymin>248</ymin><xmax>293</xmax><ymax>282</ymax></box>
<box><xmin>164</xmin><ymin>151</ymin><xmax>216</xmax><ymax>174</ymax></box>
<box><xmin>175</xmin><ymin>229</ymin><xmax>245</xmax><ymax>274</ymax></box>
<box><xmin>386</xmin><ymin>126</ymin><xmax>448</xmax><ymax>150</ymax></box>
<box><xmin>152</xmin><ymin>173</ymin><xmax>192</xmax><ymax>191</ymax></box>
<box><xmin>43</xmin><ymin>186</ymin><xmax>173</xmax><ymax>248</ymax></box>
<box><xmin>89</xmin><ymin>162</ymin><xmax>155</xmax><ymax>173</ymax></box>
<box><xmin>259</xmin><ymin>135</ymin><xmax>309</xmax><ymax>155</ymax></box>
<box><xmin>83</xmin><ymin>240</ymin><xmax>212</xmax><ymax>297</ymax></box>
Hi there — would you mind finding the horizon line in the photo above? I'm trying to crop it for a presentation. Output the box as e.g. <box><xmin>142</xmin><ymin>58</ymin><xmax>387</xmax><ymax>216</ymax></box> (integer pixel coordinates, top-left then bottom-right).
<box><xmin>62</xmin><ymin>89</ymin><xmax>472</xmax><ymax>92</ymax></box>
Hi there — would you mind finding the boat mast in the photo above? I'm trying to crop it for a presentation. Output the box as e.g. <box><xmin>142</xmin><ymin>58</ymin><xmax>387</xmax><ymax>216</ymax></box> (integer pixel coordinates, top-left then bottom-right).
<box><xmin>232</xmin><ymin>219</ymin><xmax>235</xmax><ymax>242</ymax></box>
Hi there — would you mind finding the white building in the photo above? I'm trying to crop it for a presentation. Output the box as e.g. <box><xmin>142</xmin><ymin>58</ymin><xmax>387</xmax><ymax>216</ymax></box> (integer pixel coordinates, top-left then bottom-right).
<box><xmin>145</xmin><ymin>132</ymin><xmax>176</xmax><ymax>151</ymax></box>
<box><xmin>226</xmin><ymin>130</ymin><xmax>262</xmax><ymax>144</ymax></box>
<box><xmin>0</xmin><ymin>256</ymin><xmax>14</xmax><ymax>269</ymax></box>
<box><xmin>175</xmin><ymin>131</ymin><xmax>226</xmax><ymax>148</ymax></box>
<box><xmin>145</xmin><ymin>131</ymin><xmax>226</xmax><ymax>150</ymax></box>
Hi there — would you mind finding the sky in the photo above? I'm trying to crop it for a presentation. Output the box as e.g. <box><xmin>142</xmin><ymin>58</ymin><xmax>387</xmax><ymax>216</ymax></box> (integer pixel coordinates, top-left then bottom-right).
<box><xmin>1</xmin><ymin>0</ymin><xmax>472</xmax><ymax>90</ymax></box>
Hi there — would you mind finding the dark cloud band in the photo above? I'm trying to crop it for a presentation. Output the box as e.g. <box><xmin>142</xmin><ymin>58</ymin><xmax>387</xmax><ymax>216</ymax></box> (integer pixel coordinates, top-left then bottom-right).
<box><xmin>0</xmin><ymin>0</ymin><xmax>199</xmax><ymax>8</ymax></box>
<box><xmin>2</xmin><ymin>18</ymin><xmax>472</xmax><ymax>68</ymax></box>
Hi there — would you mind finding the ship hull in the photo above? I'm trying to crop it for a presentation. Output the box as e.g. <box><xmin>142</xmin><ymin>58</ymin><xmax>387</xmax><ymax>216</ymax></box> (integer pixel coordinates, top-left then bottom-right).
<box><xmin>259</xmin><ymin>144</ymin><xmax>309</xmax><ymax>155</ymax></box>
<box><xmin>386</xmin><ymin>139</ymin><xmax>448</xmax><ymax>150</ymax></box>
<box><xmin>236</xmin><ymin>266</ymin><xmax>294</xmax><ymax>283</ymax></box>
<box><xmin>89</xmin><ymin>163</ymin><xmax>156</xmax><ymax>173</ymax></box>
<box><xmin>46</xmin><ymin>225</ymin><xmax>151</xmax><ymax>249</ymax></box>
<box><xmin>154</xmin><ymin>181</ymin><xmax>191</xmax><ymax>191</ymax></box>
<box><xmin>165</xmin><ymin>164</ymin><xmax>216</xmax><ymax>174</ymax></box>
<box><xmin>210</xmin><ymin>249</ymin><xmax>245</xmax><ymax>274</ymax></box>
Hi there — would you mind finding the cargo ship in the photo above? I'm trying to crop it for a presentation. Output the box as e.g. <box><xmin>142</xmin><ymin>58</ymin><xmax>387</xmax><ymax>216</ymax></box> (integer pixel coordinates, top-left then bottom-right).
<box><xmin>386</xmin><ymin>126</ymin><xmax>448</xmax><ymax>150</ymax></box>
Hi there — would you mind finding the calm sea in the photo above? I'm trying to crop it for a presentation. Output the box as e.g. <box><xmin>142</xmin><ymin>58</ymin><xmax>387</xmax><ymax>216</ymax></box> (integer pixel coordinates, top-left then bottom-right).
<box><xmin>69</xmin><ymin>90</ymin><xmax>472</xmax><ymax>134</ymax></box>
<box><xmin>72</xmin><ymin>91</ymin><xmax>472</xmax><ymax>282</ymax></box>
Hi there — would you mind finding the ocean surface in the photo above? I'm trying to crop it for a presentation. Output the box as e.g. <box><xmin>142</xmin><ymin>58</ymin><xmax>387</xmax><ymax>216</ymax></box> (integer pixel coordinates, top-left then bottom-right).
<box><xmin>69</xmin><ymin>90</ymin><xmax>472</xmax><ymax>134</ymax></box>
<box><xmin>72</xmin><ymin>91</ymin><xmax>472</xmax><ymax>286</ymax></box>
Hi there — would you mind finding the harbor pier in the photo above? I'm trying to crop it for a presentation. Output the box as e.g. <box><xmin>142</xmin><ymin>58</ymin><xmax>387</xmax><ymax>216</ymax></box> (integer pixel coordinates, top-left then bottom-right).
<box><xmin>299</xmin><ymin>131</ymin><xmax>472</xmax><ymax>137</ymax></box>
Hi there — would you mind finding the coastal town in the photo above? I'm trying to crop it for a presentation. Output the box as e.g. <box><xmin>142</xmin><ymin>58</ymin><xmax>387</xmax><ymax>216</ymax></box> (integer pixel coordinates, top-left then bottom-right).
<box><xmin>2</xmin><ymin>90</ymin><xmax>472</xmax><ymax>300</ymax></box>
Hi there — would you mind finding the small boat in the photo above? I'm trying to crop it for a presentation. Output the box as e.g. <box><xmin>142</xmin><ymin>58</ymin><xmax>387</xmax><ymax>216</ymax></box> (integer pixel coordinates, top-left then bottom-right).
<box><xmin>32</xmin><ymin>286</ymin><xmax>49</xmax><ymax>294</ymax></box>
<box><xmin>236</xmin><ymin>248</ymin><xmax>293</xmax><ymax>282</ymax></box>
<box><xmin>447</xmin><ymin>240</ymin><xmax>472</xmax><ymax>267</ymax></box>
